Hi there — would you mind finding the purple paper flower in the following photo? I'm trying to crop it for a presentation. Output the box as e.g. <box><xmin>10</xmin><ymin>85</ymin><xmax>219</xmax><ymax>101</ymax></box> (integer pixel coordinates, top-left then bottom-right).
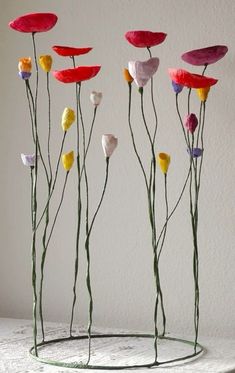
<box><xmin>184</xmin><ymin>113</ymin><xmax>198</xmax><ymax>134</ymax></box>
<box><xmin>21</xmin><ymin>153</ymin><xmax>39</xmax><ymax>167</ymax></box>
<box><xmin>187</xmin><ymin>148</ymin><xmax>203</xmax><ymax>158</ymax></box>
<box><xmin>128</xmin><ymin>57</ymin><xmax>159</xmax><ymax>87</ymax></box>
<box><xmin>19</xmin><ymin>71</ymin><xmax>31</xmax><ymax>80</ymax></box>
<box><xmin>172</xmin><ymin>81</ymin><xmax>183</xmax><ymax>94</ymax></box>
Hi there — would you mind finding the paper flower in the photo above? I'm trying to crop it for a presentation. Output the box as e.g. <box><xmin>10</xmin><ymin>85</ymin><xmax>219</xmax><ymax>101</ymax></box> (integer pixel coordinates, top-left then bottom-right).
<box><xmin>61</xmin><ymin>108</ymin><xmax>75</xmax><ymax>131</ymax></box>
<box><xmin>52</xmin><ymin>45</ymin><xmax>92</xmax><ymax>57</ymax></box>
<box><xmin>61</xmin><ymin>151</ymin><xmax>74</xmax><ymax>171</ymax></box>
<box><xmin>18</xmin><ymin>57</ymin><xmax>32</xmax><ymax>80</ymax></box>
<box><xmin>196</xmin><ymin>87</ymin><xmax>210</xmax><ymax>102</ymax></box>
<box><xmin>187</xmin><ymin>148</ymin><xmax>203</xmax><ymax>158</ymax></box>
<box><xmin>102</xmin><ymin>134</ymin><xmax>118</xmax><ymax>158</ymax></box>
<box><xmin>184</xmin><ymin>113</ymin><xmax>198</xmax><ymax>134</ymax></box>
<box><xmin>21</xmin><ymin>153</ymin><xmax>39</xmax><ymax>167</ymax></box>
<box><xmin>158</xmin><ymin>153</ymin><xmax>171</xmax><ymax>174</ymax></box>
<box><xmin>123</xmin><ymin>68</ymin><xmax>134</xmax><ymax>83</ymax></box>
<box><xmin>90</xmin><ymin>91</ymin><xmax>102</xmax><ymax>106</ymax></box>
<box><xmin>125</xmin><ymin>30</ymin><xmax>167</xmax><ymax>48</ymax></box>
<box><xmin>9</xmin><ymin>13</ymin><xmax>58</xmax><ymax>33</ymax></box>
<box><xmin>172</xmin><ymin>81</ymin><xmax>183</xmax><ymax>94</ymax></box>
<box><xmin>128</xmin><ymin>57</ymin><xmax>159</xmax><ymax>87</ymax></box>
<box><xmin>39</xmin><ymin>55</ymin><xmax>52</xmax><ymax>72</ymax></box>
<box><xmin>168</xmin><ymin>68</ymin><xmax>218</xmax><ymax>89</ymax></box>
<box><xmin>181</xmin><ymin>45</ymin><xmax>228</xmax><ymax>66</ymax></box>
<box><xmin>52</xmin><ymin>66</ymin><xmax>101</xmax><ymax>83</ymax></box>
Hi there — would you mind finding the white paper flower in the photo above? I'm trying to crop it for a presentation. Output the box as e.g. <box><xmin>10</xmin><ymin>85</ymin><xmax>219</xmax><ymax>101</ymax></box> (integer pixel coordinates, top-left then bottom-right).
<box><xmin>21</xmin><ymin>153</ymin><xmax>39</xmax><ymax>167</ymax></box>
<box><xmin>128</xmin><ymin>57</ymin><xmax>159</xmax><ymax>87</ymax></box>
<box><xmin>102</xmin><ymin>134</ymin><xmax>118</xmax><ymax>158</ymax></box>
<box><xmin>90</xmin><ymin>91</ymin><xmax>102</xmax><ymax>106</ymax></box>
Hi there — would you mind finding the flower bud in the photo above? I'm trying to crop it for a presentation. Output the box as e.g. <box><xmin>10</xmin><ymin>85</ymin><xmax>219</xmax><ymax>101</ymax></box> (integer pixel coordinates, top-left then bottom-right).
<box><xmin>157</xmin><ymin>153</ymin><xmax>171</xmax><ymax>174</ymax></box>
<box><xmin>172</xmin><ymin>81</ymin><xmax>183</xmax><ymax>94</ymax></box>
<box><xmin>123</xmin><ymin>68</ymin><xmax>133</xmax><ymax>83</ymax></box>
<box><xmin>61</xmin><ymin>151</ymin><xmax>74</xmax><ymax>171</ymax></box>
<box><xmin>187</xmin><ymin>148</ymin><xmax>203</xmax><ymax>158</ymax></box>
<box><xmin>102</xmin><ymin>134</ymin><xmax>118</xmax><ymax>158</ymax></box>
<box><xmin>184</xmin><ymin>113</ymin><xmax>198</xmax><ymax>134</ymax></box>
<box><xmin>90</xmin><ymin>91</ymin><xmax>102</xmax><ymax>106</ymax></box>
<box><xmin>196</xmin><ymin>87</ymin><xmax>210</xmax><ymax>102</ymax></box>
<box><xmin>21</xmin><ymin>153</ymin><xmax>39</xmax><ymax>167</ymax></box>
<box><xmin>39</xmin><ymin>55</ymin><xmax>52</xmax><ymax>72</ymax></box>
<box><xmin>61</xmin><ymin>108</ymin><xmax>75</xmax><ymax>131</ymax></box>
<box><xmin>18</xmin><ymin>57</ymin><xmax>32</xmax><ymax>73</ymax></box>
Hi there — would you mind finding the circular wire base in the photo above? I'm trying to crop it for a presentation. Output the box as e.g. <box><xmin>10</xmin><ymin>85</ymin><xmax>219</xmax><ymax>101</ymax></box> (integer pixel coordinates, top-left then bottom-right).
<box><xmin>29</xmin><ymin>333</ymin><xmax>204</xmax><ymax>370</ymax></box>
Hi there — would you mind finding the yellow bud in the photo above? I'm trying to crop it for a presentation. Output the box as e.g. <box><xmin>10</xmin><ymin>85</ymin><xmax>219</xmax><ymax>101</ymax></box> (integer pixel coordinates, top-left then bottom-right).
<box><xmin>123</xmin><ymin>68</ymin><xmax>133</xmax><ymax>83</ymax></box>
<box><xmin>61</xmin><ymin>151</ymin><xmax>74</xmax><ymax>171</ymax></box>
<box><xmin>61</xmin><ymin>108</ymin><xmax>75</xmax><ymax>131</ymax></box>
<box><xmin>157</xmin><ymin>153</ymin><xmax>171</xmax><ymax>174</ymax></box>
<box><xmin>39</xmin><ymin>55</ymin><xmax>53</xmax><ymax>73</ymax></box>
<box><xmin>18</xmin><ymin>57</ymin><xmax>32</xmax><ymax>72</ymax></box>
<box><xmin>196</xmin><ymin>87</ymin><xmax>210</xmax><ymax>102</ymax></box>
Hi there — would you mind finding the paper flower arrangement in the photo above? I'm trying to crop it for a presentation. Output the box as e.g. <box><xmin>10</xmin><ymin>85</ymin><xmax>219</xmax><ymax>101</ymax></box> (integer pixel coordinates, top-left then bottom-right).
<box><xmin>9</xmin><ymin>10</ymin><xmax>228</xmax><ymax>371</ymax></box>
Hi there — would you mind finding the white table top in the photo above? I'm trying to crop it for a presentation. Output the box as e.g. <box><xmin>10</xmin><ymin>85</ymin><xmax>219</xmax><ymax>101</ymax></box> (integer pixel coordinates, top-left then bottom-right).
<box><xmin>0</xmin><ymin>318</ymin><xmax>235</xmax><ymax>372</ymax></box>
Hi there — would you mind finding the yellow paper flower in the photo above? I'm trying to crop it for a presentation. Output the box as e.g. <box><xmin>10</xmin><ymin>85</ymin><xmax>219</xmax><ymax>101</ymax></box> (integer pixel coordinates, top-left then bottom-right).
<box><xmin>61</xmin><ymin>151</ymin><xmax>74</xmax><ymax>171</ymax></box>
<box><xmin>39</xmin><ymin>55</ymin><xmax>52</xmax><ymax>72</ymax></box>
<box><xmin>61</xmin><ymin>108</ymin><xmax>75</xmax><ymax>131</ymax></box>
<box><xmin>18</xmin><ymin>57</ymin><xmax>32</xmax><ymax>72</ymax></box>
<box><xmin>196</xmin><ymin>87</ymin><xmax>210</xmax><ymax>102</ymax></box>
<box><xmin>157</xmin><ymin>153</ymin><xmax>171</xmax><ymax>174</ymax></box>
<box><xmin>123</xmin><ymin>68</ymin><xmax>133</xmax><ymax>83</ymax></box>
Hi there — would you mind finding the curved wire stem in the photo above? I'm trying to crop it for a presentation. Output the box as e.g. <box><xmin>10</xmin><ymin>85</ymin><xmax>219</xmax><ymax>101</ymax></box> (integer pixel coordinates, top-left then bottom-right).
<box><xmin>47</xmin><ymin>72</ymin><xmax>53</xmax><ymax>182</ymax></box>
<box><xmin>157</xmin><ymin>174</ymin><xmax>169</xmax><ymax>262</ymax></box>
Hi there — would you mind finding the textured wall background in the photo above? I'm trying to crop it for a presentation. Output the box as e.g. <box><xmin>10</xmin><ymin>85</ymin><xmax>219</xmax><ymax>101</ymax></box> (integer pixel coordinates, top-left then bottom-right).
<box><xmin>0</xmin><ymin>0</ymin><xmax>234</xmax><ymax>339</ymax></box>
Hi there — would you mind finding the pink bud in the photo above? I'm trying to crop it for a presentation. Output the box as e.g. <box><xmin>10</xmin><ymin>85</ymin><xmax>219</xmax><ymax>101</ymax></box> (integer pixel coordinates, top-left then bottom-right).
<box><xmin>102</xmin><ymin>134</ymin><xmax>118</xmax><ymax>158</ymax></box>
<box><xmin>184</xmin><ymin>113</ymin><xmax>198</xmax><ymax>134</ymax></box>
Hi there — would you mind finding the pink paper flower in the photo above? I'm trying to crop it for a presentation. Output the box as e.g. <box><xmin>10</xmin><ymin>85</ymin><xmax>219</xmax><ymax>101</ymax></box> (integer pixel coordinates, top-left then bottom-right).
<box><xmin>52</xmin><ymin>66</ymin><xmax>101</xmax><ymax>83</ymax></box>
<box><xmin>184</xmin><ymin>113</ymin><xmax>198</xmax><ymax>134</ymax></box>
<box><xmin>102</xmin><ymin>134</ymin><xmax>118</xmax><ymax>158</ymax></box>
<box><xmin>181</xmin><ymin>45</ymin><xmax>228</xmax><ymax>66</ymax></box>
<box><xmin>128</xmin><ymin>57</ymin><xmax>159</xmax><ymax>87</ymax></box>
<box><xmin>125</xmin><ymin>30</ymin><xmax>167</xmax><ymax>48</ymax></box>
<box><xmin>52</xmin><ymin>45</ymin><xmax>92</xmax><ymax>57</ymax></box>
<box><xmin>168</xmin><ymin>68</ymin><xmax>218</xmax><ymax>88</ymax></box>
<box><xmin>9</xmin><ymin>13</ymin><xmax>58</xmax><ymax>33</ymax></box>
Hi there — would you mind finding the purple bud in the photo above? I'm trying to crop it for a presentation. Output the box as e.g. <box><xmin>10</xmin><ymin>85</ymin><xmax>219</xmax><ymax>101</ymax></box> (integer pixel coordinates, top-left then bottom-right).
<box><xmin>172</xmin><ymin>81</ymin><xmax>183</xmax><ymax>94</ymax></box>
<box><xmin>187</xmin><ymin>148</ymin><xmax>203</xmax><ymax>158</ymax></box>
<box><xmin>184</xmin><ymin>113</ymin><xmax>198</xmax><ymax>134</ymax></box>
<box><xmin>18</xmin><ymin>71</ymin><xmax>31</xmax><ymax>80</ymax></box>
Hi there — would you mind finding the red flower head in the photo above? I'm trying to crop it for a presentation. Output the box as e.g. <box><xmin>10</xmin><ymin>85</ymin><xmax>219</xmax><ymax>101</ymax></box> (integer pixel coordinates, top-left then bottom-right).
<box><xmin>9</xmin><ymin>13</ymin><xmax>58</xmax><ymax>33</ymax></box>
<box><xmin>52</xmin><ymin>66</ymin><xmax>101</xmax><ymax>83</ymax></box>
<box><xmin>181</xmin><ymin>45</ymin><xmax>228</xmax><ymax>66</ymax></box>
<box><xmin>52</xmin><ymin>45</ymin><xmax>92</xmax><ymax>57</ymax></box>
<box><xmin>125</xmin><ymin>30</ymin><xmax>167</xmax><ymax>48</ymax></box>
<box><xmin>168</xmin><ymin>68</ymin><xmax>218</xmax><ymax>89</ymax></box>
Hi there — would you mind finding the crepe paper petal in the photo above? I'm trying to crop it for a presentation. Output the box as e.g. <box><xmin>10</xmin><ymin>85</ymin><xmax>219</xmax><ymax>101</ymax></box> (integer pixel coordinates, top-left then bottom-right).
<box><xmin>184</xmin><ymin>113</ymin><xmax>198</xmax><ymax>134</ymax></box>
<box><xmin>61</xmin><ymin>108</ymin><xmax>75</xmax><ymax>131</ymax></box>
<box><xmin>197</xmin><ymin>87</ymin><xmax>210</xmax><ymax>102</ymax></box>
<box><xmin>9</xmin><ymin>13</ymin><xmax>58</xmax><ymax>33</ymax></box>
<box><xmin>21</xmin><ymin>153</ymin><xmax>39</xmax><ymax>167</ymax></box>
<box><xmin>61</xmin><ymin>151</ymin><xmax>74</xmax><ymax>171</ymax></box>
<box><xmin>18</xmin><ymin>57</ymin><xmax>32</xmax><ymax>73</ymax></box>
<box><xmin>52</xmin><ymin>45</ymin><xmax>92</xmax><ymax>57</ymax></box>
<box><xmin>168</xmin><ymin>68</ymin><xmax>218</xmax><ymax>89</ymax></box>
<box><xmin>187</xmin><ymin>148</ymin><xmax>203</xmax><ymax>158</ymax></box>
<box><xmin>39</xmin><ymin>55</ymin><xmax>52</xmax><ymax>73</ymax></box>
<box><xmin>128</xmin><ymin>57</ymin><xmax>159</xmax><ymax>87</ymax></box>
<box><xmin>172</xmin><ymin>81</ymin><xmax>183</xmax><ymax>94</ymax></box>
<box><xmin>19</xmin><ymin>71</ymin><xmax>31</xmax><ymax>80</ymax></box>
<box><xmin>52</xmin><ymin>65</ymin><xmax>101</xmax><ymax>83</ymax></box>
<box><xmin>90</xmin><ymin>91</ymin><xmax>102</xmax><ymax>106</ymax></box>
<box><xmin>125</xmin><ymin>30</ymin><xmax>167</xmax><ymax>48</ymax></box>
<box><xmin>102</xmin><ymin>134</ymin><xmax>118</xmax><ymax>158</ymax></box>
<box><xmin>123</xmin><ymin>68</ymin><xmax>133</xmax><ymax>83</ymax></box>
<box><xmin>181</xmin><ymin>45</ymin><xmax>228</xmax><ymax>66</ymax></box>
<box><xmin>157</xmin><ymin>153</ymin><xmax>171</xmax><ymax>174</ymax></box>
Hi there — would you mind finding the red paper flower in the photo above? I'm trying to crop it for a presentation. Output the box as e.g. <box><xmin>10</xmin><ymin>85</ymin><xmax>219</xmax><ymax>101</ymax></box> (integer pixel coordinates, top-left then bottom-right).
<box><xmin>52</xmin><ymin>66</ymin><xmax>101</xmax><ymax>83</ymax></box>
<box><xmin>52</xmin><ymin>45</ymin><xmax>92</xmax><ymax>57</ymax></box>
<box><xmin>9</xmin><ymin>13</ymin><xmax>58</xmax><ymax>33</ymax></box>
<box><xmin>181</xmin><ymin>45</ymin><xmax>228</xmax><ymax>66</ymax></box>
<box><xmin>125</xmin><ymin>30</ymin><xmax>167</xmax><ymax>48</ymax></box>
<box><xmin>168</xmin><ymin>68</ymin><xmax>218</xmax><ymax>88</ymax></box>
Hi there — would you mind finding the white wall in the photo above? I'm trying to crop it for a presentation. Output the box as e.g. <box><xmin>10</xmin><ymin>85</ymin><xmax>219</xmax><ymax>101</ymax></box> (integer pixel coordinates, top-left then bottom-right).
<box><xmin>0</xmin><ymin>0</ymin><xmax>235</xmax><ymax>339</ymax></box>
